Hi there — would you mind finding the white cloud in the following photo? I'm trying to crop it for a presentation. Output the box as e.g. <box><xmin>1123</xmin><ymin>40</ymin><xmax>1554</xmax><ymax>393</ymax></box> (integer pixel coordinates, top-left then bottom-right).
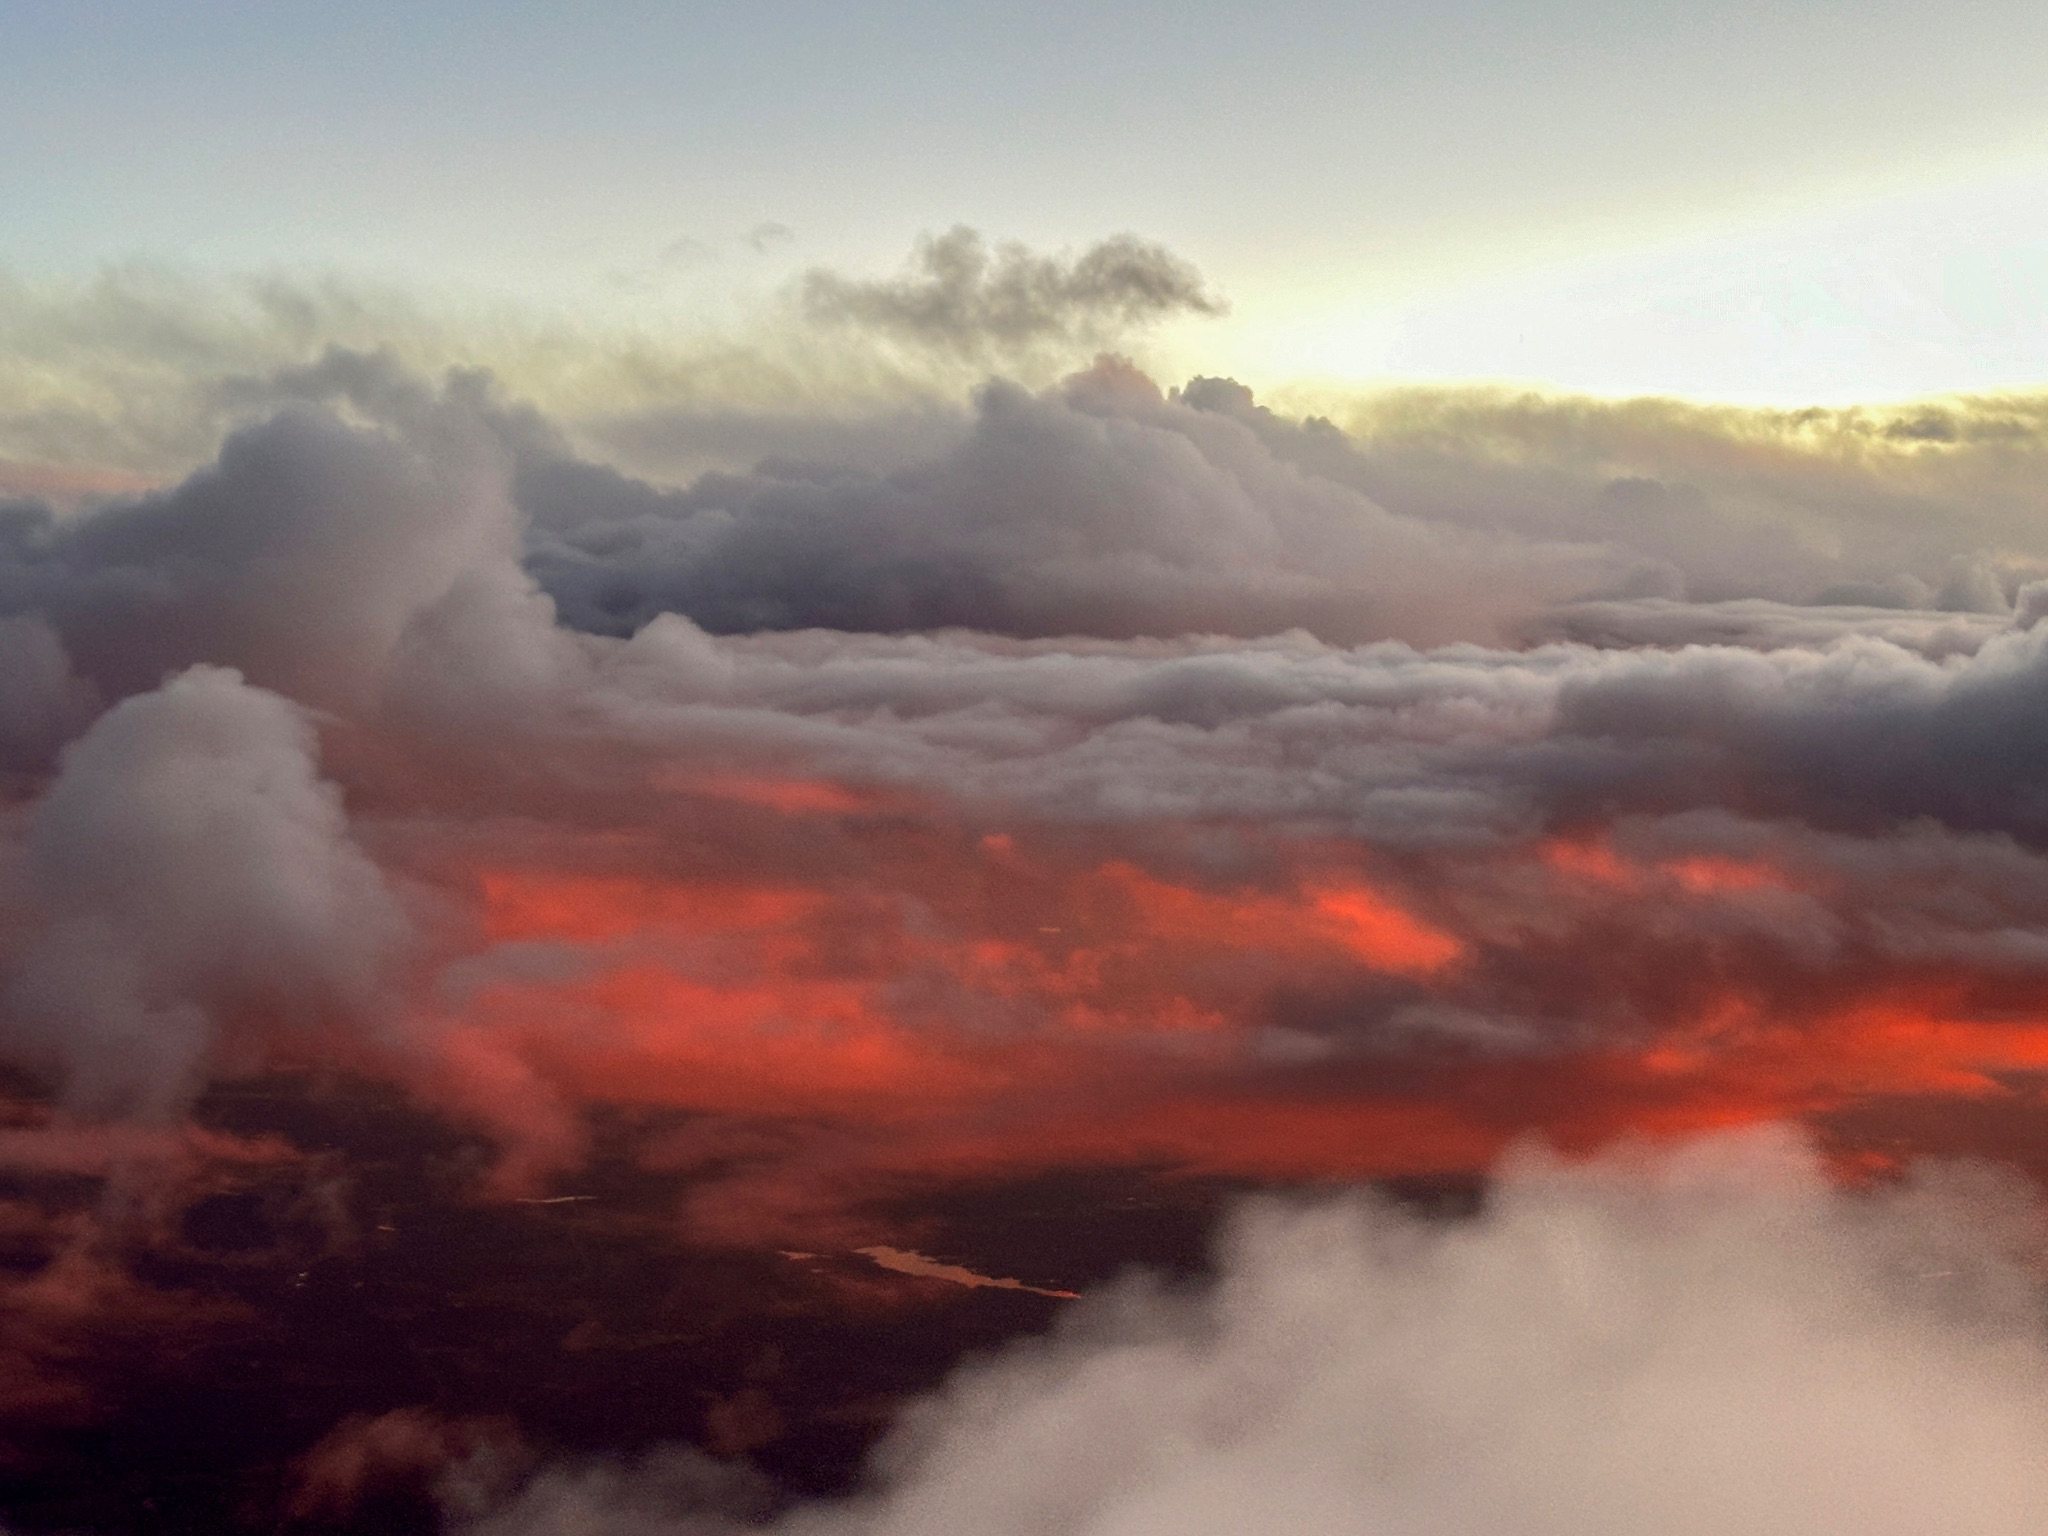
<box><xmin>463</xmin><ymin>1128</ymin><xmax>2048</xmax><ymax>1536</ymax></box>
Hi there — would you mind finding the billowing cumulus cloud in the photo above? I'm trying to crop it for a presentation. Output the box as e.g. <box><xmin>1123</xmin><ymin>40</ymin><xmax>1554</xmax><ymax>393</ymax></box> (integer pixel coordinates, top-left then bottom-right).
<box><xmin>522</xmin><ymin>358</ymin><xmax>1612</xmax><ymax>646</ymax></box>
<box><xmin>0</xmin><ymin>399</ymin><xmax>519</xmax><ymax>714</ymax></box>
<box><xmin>2</xmin><ymin>665</ymin><xmax>405</xmax><ymax>1117</ymax></box>
<box><xmin>459</xmin><ymin>1130</ymin><xmax>2048</xmax><ymax>1536</ymax></box>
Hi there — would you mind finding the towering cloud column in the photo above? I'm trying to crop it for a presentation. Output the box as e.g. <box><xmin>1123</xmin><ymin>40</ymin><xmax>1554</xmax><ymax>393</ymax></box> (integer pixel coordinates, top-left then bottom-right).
<box><xmin>2</xmin><ymin>665</ymin><xmax>405</xmax><ymax>1118</ymax></box>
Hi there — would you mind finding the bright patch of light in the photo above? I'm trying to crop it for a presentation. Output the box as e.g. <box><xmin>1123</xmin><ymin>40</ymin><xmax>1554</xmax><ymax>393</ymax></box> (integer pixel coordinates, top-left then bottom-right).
<box><xmin>1225</xmin><ymin>156</ymin><xmax>2048</xmax><ymax>404</ymax></box>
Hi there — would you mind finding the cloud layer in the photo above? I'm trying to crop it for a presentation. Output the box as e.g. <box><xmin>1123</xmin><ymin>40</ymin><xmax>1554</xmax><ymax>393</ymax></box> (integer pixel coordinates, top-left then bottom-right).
<box><xmin>6</xmin><ymin>351</ymin><xmax>2048</xmax><ymax>1180</ymax></box>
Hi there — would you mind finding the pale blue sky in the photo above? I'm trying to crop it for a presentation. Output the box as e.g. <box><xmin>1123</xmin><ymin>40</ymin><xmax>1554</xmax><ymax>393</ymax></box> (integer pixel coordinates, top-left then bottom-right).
<box><xmin>7</xmin><ymin>0</ymin><xmax>2048</xmax><ymax>399</ymax></box>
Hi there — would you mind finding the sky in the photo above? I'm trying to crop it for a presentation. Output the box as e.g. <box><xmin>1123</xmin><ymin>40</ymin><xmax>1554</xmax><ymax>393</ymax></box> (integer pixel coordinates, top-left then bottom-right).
<box><xmin>7</xmin><ymin>0</ymin><xmax>2048</xmax><ymax>400</ymax></box>
<box><xmin>14</xmin><ymin>5</ymin><xmax>2048</xmax><ymax>1534</ymax></box>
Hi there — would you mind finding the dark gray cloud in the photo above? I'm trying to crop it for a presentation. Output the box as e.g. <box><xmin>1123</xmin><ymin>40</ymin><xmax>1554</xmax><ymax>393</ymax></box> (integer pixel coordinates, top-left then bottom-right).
<box><xmin>800</xmin><ymin>227</ymin><xmax>1224</xmax><ymax>362</ymax></box>
<box><xmin>581</xmin><ymin>401</ymin><xmax>970</xmax><ymax>488</ymax></box>
<box><xmin>0</xmin><ymin>388</ymin><xmax>520</xmax><ymax>718</ymax></box>
<box><xmin>500</xmin><ymin>364</ymin><xmax>2048</xmax><ymax>661</ymax></box>
<box><xmin>0</xmin><ymin>612</ymin><xmax>98</xmax><ymax>773</ymax></box>
<box><xmin>522</xmin><ymin>359</ymin><xmax>1613</xmax><ymax>647</ymax></box>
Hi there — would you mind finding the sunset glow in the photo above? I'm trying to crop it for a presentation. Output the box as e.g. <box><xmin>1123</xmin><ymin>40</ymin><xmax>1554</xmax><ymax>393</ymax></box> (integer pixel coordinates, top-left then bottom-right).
<box><xmin>9</xmin><ymin>4</ymin><xmax>2048</xmax><ymax>1530</ymax></box>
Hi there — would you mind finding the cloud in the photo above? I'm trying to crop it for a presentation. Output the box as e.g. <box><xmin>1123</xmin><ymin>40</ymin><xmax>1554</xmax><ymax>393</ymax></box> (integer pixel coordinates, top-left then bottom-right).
<box><xmin>0</xmin><ymin>397</ymin><xmax>521</xmax><ymax>714</ymax></box>
<box><xmin>1525</xmin><ymin>597</ymin><xmax>2007</xmax><ymax>658</ymax></box>
<box><xmin>16</xmin><ymin>353</ymin><xmax>2048</xmax><ymax>1197</ymax></box>
<box><xmin>291</xmin><ymin>1407</ymin><xmax>522</xmax><ymax>1521</ymax></box>
<box><xmin>1195</xmin><ymin>378</ymin><xmax>2048</xmax><ymax>613</ymax></box>
<box><xmin>0</xmin><ymin>612</ymin><xmax>98</xmax><ymax>773</ymax></box>
<box><xmin>11</xmin><ymin>352</ymin><xmax>2048</xmax><ymax>1213</ymax></box>
<box><xmin>13</xmin><ymin>251</ymin><xmax>2048</xmax><ymax>596</ymax></box>
<box><xmin>0</xmin><ymin>233</ymin><xmax>1217</xmax><ymax>493</ymax></box>
<box><xmin>1</xmin><ymin>665</ymin><xmax>405</xmax><ymax>1118</ymax></box>
<box><xmin>800</xmin><ymin>228</ymin><xmax>1224</xmax><ymax>363</ymax></box>
<box><xmin>464</xmin><ymin>1446</ymin><xmax>771</xmax><ymax>1536</ymax></box>
<box><xmin>523</xmin><ymin>357</ymin><xmax>1612</xmax><ymax>646</ymax></box>
<box><xmin>33</xmin><ymin>254</ymin><xmax>2048</xmax><ymax>1534</ymax></box>
<box><xmin>536</xmin><ymin>572</ymin><xmax>2048</xmax><ymax>856</ymax></box>
<box><xmin>502</xmin><ymin>355</ymin><xmax>2048</xmax><ymax>661</ymax></box>
<box><xmin>457</xmin><ymin>1129</ymin><xmax>2048</xmax><ymax>1536</ymax></box>
<box><xmin>18</xmin><ymin>352</ymin><xmax>2048</xmax><ymax>1526</ymax></box>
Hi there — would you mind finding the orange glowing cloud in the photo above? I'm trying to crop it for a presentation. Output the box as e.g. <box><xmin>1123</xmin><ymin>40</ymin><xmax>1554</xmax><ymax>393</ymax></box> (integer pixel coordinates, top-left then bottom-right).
<box><xmin>403</xmin><ymin>844</ymin><xmax>1488</xmax><ymax>1210</ymax></box>
<box><xmin>385</xmin><ymin>806</ymin><xmax>2048</xmax><ymax>1236</ymax></box>
<box><xmin>1098</xmin><ymin>862</ymin><xmax>1462</xmax><ymax>977</ymax></box>
<box><xmin>1541</xmin><ymin>835</ymin><xmax>1792</xmax><ymax>899</ymax></box>
<box><xmin>677</xmin><ymin>775</ymin><xmax>878</xmax><ymax>817</ymax></box>
<box><xmin>479</xmin><ymin>869</ymin><xmax>827</xmax><ymax>947</ymax></box>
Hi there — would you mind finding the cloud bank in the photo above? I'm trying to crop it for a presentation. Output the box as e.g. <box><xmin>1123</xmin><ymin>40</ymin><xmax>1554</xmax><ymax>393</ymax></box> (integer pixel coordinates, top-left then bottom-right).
<box><xmin>5</xmin><ymin>349</ymin><xmax>2048</xmax><ymax>1184</ymax></box>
